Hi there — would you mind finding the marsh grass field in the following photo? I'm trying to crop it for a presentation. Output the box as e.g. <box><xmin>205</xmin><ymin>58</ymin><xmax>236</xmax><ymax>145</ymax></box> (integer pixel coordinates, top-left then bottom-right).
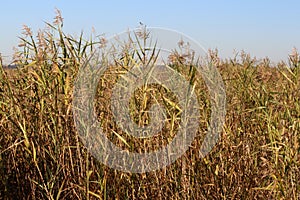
<box><xmin>0</xmin><ymin>15</ymin><xmax>300</xmax><ymax>199</ymax></box>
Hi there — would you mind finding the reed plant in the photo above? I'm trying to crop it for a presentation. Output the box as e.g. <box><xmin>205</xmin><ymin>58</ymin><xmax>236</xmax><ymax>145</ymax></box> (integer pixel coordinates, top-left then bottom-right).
<box><xmin>0</xmin><ymin>11</ymin><xmax>299</xmax><ymax>199</ymax></box>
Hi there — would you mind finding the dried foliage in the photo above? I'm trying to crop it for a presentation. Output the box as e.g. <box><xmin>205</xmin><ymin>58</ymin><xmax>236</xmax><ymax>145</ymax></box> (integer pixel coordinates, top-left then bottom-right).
<box><xmin>0</xmin><ymin>11</ymin><xmax>299</xmax><ymax>199</ymax></box>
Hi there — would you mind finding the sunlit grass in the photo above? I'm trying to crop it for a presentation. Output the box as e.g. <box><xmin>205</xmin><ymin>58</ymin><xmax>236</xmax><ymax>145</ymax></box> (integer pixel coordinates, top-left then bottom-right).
<box><xmin>0</xmin><ymin>10</ymin><xmax>299</xmax><ymax>199</ymax></box>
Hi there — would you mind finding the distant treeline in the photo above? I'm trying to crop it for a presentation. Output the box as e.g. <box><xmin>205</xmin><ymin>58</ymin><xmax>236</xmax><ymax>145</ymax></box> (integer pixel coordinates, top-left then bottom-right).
<box><xmin>3</xmin><ymin>64</ymin><xmax>17</xmax><ymax>69</ymax></box>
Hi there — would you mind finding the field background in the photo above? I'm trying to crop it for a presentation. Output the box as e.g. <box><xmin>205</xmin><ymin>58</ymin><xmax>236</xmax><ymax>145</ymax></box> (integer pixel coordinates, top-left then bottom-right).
<box><xmin>0</xmin><ymin>17</ymin><xmax>299</xmax><ymax>199</ymax></box>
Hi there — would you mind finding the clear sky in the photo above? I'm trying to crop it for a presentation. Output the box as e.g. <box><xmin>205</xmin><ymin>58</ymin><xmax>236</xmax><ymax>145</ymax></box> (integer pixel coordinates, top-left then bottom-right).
<box><xmin>1</xmin><ymin>0</ymin><xmax>299</xmax><ymax>64</ymax></box>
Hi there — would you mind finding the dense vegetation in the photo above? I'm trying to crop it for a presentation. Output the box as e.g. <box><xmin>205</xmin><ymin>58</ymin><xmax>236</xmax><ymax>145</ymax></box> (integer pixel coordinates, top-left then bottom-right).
<box><xmin>0</xmin><ymin>13</ymin><xmax>299</xmax><ymax>199</ymax></box>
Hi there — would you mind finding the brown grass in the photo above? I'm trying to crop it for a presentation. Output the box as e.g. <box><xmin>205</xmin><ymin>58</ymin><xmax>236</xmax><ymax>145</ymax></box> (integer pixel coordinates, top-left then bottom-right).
<box><xmin>0</xmin><ymin>13</ymin><xmax>299</xmax><ymax>199</ymax></box>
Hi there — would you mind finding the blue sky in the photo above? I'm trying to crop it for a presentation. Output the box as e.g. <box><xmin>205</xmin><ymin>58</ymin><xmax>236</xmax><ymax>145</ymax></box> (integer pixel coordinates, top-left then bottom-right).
<box><xmin>1</xmin><ymin>1</ymin><xmax>299</xmax><ymax>64</ymax></box>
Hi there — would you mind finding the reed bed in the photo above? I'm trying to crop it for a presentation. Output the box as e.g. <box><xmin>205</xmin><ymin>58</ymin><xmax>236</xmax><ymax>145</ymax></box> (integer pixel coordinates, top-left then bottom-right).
<box><xmin>0</xmin><ymin>12</ymin><xmax>299</xmax><ymax>199</ymax></box>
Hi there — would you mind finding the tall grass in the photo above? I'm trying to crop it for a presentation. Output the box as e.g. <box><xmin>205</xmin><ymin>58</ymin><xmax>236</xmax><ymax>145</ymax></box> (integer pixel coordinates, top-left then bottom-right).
<box><xmin>0</xmin><ymin>12</ymin><xmax>299</xmax><ymax>199</ymax></box>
